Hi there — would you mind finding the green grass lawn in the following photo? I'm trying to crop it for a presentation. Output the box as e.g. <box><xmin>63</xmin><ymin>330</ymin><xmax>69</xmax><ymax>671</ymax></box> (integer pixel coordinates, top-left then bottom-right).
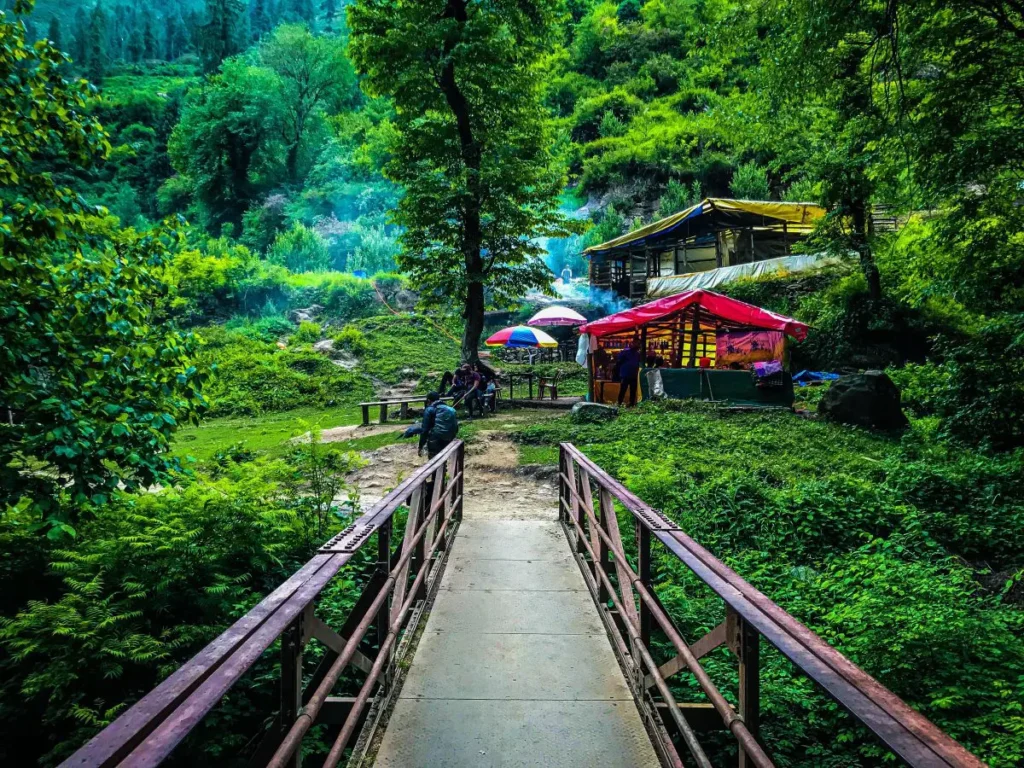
<box><xmin>172</xmin><ymin>405</ymin><xmax>364</xmax><ymax>462</ymax></box>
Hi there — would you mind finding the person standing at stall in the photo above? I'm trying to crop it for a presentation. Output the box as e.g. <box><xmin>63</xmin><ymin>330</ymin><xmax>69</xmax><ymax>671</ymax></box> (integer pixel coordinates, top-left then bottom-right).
<box><xmin>615</xmin><ymin>340</ymin><xmax>642</xmax><ymax>407</ymax></box>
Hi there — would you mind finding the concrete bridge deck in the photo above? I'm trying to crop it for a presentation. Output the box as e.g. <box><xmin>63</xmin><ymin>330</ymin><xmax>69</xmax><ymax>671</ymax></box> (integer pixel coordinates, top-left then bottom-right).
<box><xmin>374</xmin><ymin>508</ymin><xmax>658</xmax><ymax>766</ymax></box>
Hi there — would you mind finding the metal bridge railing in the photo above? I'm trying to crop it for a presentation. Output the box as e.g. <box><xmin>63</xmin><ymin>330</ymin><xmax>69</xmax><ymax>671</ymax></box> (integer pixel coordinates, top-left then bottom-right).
<box><xmin>62</xmin><ymin>440</ymin><xmax>465</xmax><ymax>768</ymax></box>
<box><xmin>558</xmin><ymin>442</ymin><xmax>984</xmax><ymax>768</ymax></box>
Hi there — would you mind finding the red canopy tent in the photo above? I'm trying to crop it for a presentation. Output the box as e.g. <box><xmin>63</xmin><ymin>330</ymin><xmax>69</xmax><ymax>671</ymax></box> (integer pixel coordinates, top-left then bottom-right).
<box><xmin>580</xmin><ymin>290</ymin><xmax>810</xmax><ymax>405</ymax></box>
<box><xmin>580</xmin><ymin>289</ymin><xmax>809</xmax><ymax>341</ymax></box>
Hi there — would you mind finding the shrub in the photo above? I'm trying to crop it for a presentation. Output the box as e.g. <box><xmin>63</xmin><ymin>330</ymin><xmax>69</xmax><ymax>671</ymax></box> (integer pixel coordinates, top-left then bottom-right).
<box><xmin>292</xmin><ymin>321</ymin><xmax>322</xmax><ymax>344</ymax></box>
<box><xmin>0</xmin><ymin>467</ymin><xmax>311</xmax><ymax>764</ymax></box>
<box><xmin>268</xmin><ymin>223</ymin><xmax>332</xmax><ymax>273</ymax></box>
<box><xmin>729</xmin><ymin>160</ymin><xmax>771</xmax><ymax>200</ymax></box>
<box><xmin>333</xmin><ymin>325</ymin><xmax>369</xmax><ymax>356</ymax></box>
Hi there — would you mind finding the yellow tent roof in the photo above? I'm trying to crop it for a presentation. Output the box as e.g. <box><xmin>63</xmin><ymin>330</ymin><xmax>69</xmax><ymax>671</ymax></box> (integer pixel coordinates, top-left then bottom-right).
<box><xmin>584</xmin><ymin>198</ymin><xmax>826</xmax><ymax>256</ymax></box>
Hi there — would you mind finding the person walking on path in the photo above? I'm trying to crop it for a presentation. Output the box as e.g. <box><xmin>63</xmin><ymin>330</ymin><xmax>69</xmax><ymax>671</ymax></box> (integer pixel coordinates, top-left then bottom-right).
<box><xmin>418</xmin><ymin>391</ymin><xmax>460</xmax><ymax>458</ymax></box>
<box><xmin>615</xmin><ymin>341</ymin><xmax>642</xmax><ymax>407</ymax></box>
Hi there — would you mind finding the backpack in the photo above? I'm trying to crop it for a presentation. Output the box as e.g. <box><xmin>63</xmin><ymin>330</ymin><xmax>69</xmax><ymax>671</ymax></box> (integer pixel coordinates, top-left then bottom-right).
<box><xmin>431</xmin><ymin>403</ymin><xmax>459</xmax><ymax>439</ymax></box>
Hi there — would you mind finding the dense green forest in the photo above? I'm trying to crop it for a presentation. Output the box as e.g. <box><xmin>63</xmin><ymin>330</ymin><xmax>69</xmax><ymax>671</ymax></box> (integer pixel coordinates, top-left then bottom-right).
<box><xmin>1</xmin><ymin>0</ymin><xmax>1022</xmax><ymax>764</ymax></box>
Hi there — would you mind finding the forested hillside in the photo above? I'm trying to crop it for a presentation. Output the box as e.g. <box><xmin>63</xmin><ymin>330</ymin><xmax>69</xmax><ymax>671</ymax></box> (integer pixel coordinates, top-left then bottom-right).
<box><xmin>1</xmin><ymin>0</ymin><xmax>1022</xmax><ymax>764</ymax></box>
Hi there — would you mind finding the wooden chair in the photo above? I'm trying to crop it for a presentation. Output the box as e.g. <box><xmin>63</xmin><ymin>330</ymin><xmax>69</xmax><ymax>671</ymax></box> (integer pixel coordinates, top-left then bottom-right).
<box><xmin>538</xmin><ymin>370</ymin><xmax>562</xmax><ymax>400</ymax></box>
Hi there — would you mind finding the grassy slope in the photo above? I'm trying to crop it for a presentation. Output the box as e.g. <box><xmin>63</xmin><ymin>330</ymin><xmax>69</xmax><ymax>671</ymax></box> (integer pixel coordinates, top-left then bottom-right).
<box><xmin>350</xmin><ymin>315</ymin><xmax>462</xmax><ymax>386</ymax></box>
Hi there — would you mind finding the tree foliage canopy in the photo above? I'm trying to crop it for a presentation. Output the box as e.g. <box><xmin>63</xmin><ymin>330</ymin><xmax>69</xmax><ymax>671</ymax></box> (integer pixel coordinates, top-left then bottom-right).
<box><xmin>0</xmin><ymin>1</ymin><xmax>207</xmax><ymax>531</ymax></box>
<box><xmin>349</xmin><ymin>0</ymin><xmax>580</xmax><ymax>358</ymax></box>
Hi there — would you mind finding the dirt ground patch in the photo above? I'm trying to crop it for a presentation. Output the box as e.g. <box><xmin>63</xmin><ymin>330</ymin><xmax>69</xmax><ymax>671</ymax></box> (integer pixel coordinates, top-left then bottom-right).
<box><xmin>342</xmin><ymin>424</ymin><xmax>559</xmax><ymax>521</ymax></box>
<box><xmin>319</xmin><ymin>423</ymin><xmax>408</xmax><ymax>443</ymax></box>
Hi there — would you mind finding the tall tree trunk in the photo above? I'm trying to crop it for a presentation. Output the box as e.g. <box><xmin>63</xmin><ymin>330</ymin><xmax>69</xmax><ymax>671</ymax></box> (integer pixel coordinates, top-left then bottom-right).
<box><xmin>850</xmin><ymin>199</ymin><xmax>882</xmax><ymax>300</ymax></box>
<box><xmin>439</xmin><ymin>0</ymin><xmax>484</xmax><ymax>362</ymax></box>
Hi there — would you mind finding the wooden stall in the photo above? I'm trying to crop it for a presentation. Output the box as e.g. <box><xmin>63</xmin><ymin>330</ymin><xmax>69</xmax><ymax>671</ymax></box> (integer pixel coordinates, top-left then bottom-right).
<box><xmin>580</xmin><ymin>289</ymin><xmax>810</xmax><ymax>407</ymax></box>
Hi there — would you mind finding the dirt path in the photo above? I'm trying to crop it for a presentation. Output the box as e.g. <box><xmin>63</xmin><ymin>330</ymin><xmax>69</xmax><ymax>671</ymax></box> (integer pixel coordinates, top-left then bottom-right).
<box><xmin>340</xmin><ymin>415</ymin><xmax>558</xmax><ymax>516</ymax></box>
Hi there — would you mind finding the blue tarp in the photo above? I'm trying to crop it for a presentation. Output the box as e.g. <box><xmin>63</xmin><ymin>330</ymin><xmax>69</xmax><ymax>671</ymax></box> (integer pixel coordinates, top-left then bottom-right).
<box><xmin>792</xmin><ymin>370</ymin><xmax>841</xmax><ymax>387</ymax></box>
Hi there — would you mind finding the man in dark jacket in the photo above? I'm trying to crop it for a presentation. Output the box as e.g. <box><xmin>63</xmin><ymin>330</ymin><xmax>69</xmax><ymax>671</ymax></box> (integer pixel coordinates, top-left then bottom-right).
<box><xmin>418</xmin><ymin>392</ymin><xmax>460</xmax><ymax>458</ymax></box>
<box><xmin>615</xmin><ymin>341</ymin><xmax>642</xmax><ymax>407</ymax></box>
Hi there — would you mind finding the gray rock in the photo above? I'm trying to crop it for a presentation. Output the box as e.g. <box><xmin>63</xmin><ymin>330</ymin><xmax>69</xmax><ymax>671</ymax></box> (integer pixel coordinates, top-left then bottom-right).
<box><xmin>818</xmin><ymin>370</ymin><xmax>908</xmax><ymax>430</ymax></box>
<box><xmin>289</xmin><ymin>304</ymin><xmax>323</xmax><ymax>324</ymax></box>
<box><xmin>393</xmin><ymin>289</ymin><xmax>419</xmax><ymax>311</ymax></box>
<box><xmin>312</xmin><ymin>339</ymin><xmax>335</xmax><ymax>354</ymax></box>
<box><xmin>570</xmin><ymin>402</ymin><xmax>619</xmax><ymax>424</ymax></box>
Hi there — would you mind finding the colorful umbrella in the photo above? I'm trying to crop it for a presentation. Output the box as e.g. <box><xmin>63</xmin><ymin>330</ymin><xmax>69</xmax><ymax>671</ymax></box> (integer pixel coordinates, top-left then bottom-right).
<box><xmin>485</xmin><ymin>325</ymin><xmax>559</xmax><ymax>348</ymax></box>
<box><xmin>526</xmin><ymin>306</ymin><xmax>587</xmax><ymax>327</ymax></box>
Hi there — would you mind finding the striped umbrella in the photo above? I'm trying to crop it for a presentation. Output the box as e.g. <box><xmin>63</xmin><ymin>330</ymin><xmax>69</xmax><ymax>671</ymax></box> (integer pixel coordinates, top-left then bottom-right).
<box><xmin>485</xmin><ymin>325</ymin><xmax>559</xmax><ymax>348</ymax></box>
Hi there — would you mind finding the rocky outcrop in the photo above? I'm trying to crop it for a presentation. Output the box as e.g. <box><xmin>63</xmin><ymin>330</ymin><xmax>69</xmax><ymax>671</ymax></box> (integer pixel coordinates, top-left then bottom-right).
<box><xmin>289</xmin><ymin>304</ymin><xmax>323</xmax><ymax>324</ymax></box>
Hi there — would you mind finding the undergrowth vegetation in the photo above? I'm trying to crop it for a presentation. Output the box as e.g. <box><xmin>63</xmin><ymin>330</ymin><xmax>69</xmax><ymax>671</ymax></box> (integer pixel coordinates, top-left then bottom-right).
<box><xmin>515</xmin><ymin>404</ymin><xmax>1024</xmax><ymax>765</ymax></box>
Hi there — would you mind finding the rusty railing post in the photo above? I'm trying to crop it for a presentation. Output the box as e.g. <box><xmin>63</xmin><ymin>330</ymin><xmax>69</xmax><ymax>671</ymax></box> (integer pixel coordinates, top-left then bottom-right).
<box><xmin>280</xmin><ymin>613</ymin><xmax>304</xmax><ymax>768</ymax></box>
<box><xmin>411</xmin><ymin>486</ymin><xmax>428</xmax><ymax>602</ymax></box>
<box><xmin>597</xmin><ymin>488</ymin><xmax>612</xmax><ymax>604</ymax></box>
<box><xmin>376</xmin><ymin>515</ymin><xmax>393</xmax><ymax>690</ymax></box>
<box><xmin>558</xmin><ymin>447</ymin><xmax>567</xmax><ymax>524</ymax></box>
<box><xmin>637</xmin><ymin>521</ymin><xmax>652</xmax><ymax>648</ymax></box>
<box><xmin>737</xmin><ymin>616</ymin><xmax>761</xmax><ymax>768</ymax></box>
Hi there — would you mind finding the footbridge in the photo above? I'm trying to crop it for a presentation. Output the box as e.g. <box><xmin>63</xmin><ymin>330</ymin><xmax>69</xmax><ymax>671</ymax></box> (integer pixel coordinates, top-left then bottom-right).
<box><xmin>64</xmin><ymin>441</ymin><xmax>984</xmax><ymax>768</ymax></box>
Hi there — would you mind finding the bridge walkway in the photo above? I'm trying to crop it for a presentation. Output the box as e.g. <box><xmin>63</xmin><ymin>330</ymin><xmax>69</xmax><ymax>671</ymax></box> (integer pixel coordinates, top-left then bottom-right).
<box><xmin>374</xmin><ymin>484</ymin><xmax>657</xmax><ymax>766</ymax></box>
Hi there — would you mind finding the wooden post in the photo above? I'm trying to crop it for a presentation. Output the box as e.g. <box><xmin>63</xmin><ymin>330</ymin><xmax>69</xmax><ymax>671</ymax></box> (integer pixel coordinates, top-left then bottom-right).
<box><xmin>400</xmin><ymin>401</ymin><xmax>409</xmax><ymax>420</ymax></box>
<box><xmin>379</xmin><ymin>403</ymin><xmax>389</xmax><ymax>425</ymax></box>
<box><xmin>783</xmin><ymin>221</ymin><xmax>790</xmax><ymax>255</ymax></box>
<box><xmin>715</xmin><ymin>234</ymin><xmax>723</xmax><ymax>268</ymax></box>
<box><xmin>688</xmin><ymin>306</ymin><xmax>701</xmax><ymax>368</ymax></box>
<box><xmin>280</xmin><ymin>615</ymin><xmax>304</xmax><ymax>768</ymax></box>
<box><xmin>682</xmin><ymin>240</ymin><xmax>688</xmax><ymax>271</ymax></box>
<box><xmin>737</xmin><ymin>616</ymin><xmax>761</xmax><ymax>768</ymax></box>
<box><xmin>587</xmin><ymin>350</ymin><xmax>595</xmax><ymax>402</ymax></box>
<box><xmin>361</xmin><ymin>404</ymin><xmax>370</xmax><ymax>426</ymax></box>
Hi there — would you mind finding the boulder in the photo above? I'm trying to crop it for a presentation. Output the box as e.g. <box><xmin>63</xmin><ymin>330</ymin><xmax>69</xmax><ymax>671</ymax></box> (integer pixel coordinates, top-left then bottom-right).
<box><xmin>818</xmin><ymin>370</ymin><xmax>908</xmax><ymax>430</ymax></box>
<box><xmin>570</xmin><ymin>402</ymin><xmax>619</xmax><ymax>424</ymax></box>
<box><xmin>289</xmin><ymin>304</ymin><xmax>323</xmax><ymax>324</ymax></box>
<box><xmin>312</xmin><ymin>339</ymin><xmax>335</xmax><ymax>354</ymax></box>
<box><xmin>393</xmin><ymin>289</ymin><xmax>419</xmax><ymax>311</ymax></box>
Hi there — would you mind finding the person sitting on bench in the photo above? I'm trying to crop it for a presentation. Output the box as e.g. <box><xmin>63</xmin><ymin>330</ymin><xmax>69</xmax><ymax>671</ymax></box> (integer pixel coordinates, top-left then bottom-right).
<box><xmin>461</xmin><ymin>364</ymin><xmax>484</xmax><ymax>418</ymax></box>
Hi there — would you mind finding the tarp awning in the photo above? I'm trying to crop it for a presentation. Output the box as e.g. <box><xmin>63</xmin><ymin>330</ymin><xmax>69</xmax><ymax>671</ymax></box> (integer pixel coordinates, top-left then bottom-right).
<box><xmin>579</xmin><ymin>289</ymin><xmax>810</xmax><ymax>341</ymax></box>
<box><xmin>646</xmin><ymin>253</ymin><xmax>841</xmax><ymax>297</ymax></box>
<box><xmin>584</xmin><ymin>198</ymin><xmax>826</xmax><ymax>257</ymax></box>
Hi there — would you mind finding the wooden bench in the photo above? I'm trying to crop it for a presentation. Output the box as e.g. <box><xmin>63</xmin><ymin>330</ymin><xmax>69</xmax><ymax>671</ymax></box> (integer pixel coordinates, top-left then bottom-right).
<box><xmin>359</xmin><ymin>393</ymin><xmax>496</xmax><ymax>426</ymax></box>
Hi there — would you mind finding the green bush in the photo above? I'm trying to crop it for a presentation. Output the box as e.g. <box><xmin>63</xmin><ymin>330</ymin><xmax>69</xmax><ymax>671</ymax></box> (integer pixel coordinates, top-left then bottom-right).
<box><xmin>292</xmin><ymin>321</ymin><xmax>323</xmax><ymax>344</ymax></box>
<box><xmin>0</xmin><ymin>449</ymin><xmax>367</xmax><ymax>766</ymax></box>
<box><xmin>352</xmin><ymin>315</ymin><xmax>461</xmax><ymax>385</ymax></box>
<box><xmin>333</xmin><ymin>325</ymin><xmax>370</xmax><ymax>356</ymax></box>
<box><xmin>0</xmin><ymin>467</ymin><xmax>307</xmax><ymax>764</ymax></box>
<box><xmin>268</xmin><ymin>223</ymin><xmax>332</xmax><ymax>273</ymax></box>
